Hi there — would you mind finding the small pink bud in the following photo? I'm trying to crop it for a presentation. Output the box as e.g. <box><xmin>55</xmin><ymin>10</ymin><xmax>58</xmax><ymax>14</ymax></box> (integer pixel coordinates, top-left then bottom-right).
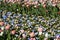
<box><xmin>0</xmin><ymin>29</ymin><xmax>3</xmax><ymax>32</ymax></box>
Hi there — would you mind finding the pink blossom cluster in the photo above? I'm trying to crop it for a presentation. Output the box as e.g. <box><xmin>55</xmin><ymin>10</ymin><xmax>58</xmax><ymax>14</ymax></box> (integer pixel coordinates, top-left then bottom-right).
<box><xmin>4</xmin><ymin>0</ymin><xmax>21</xmax><ymax>3</ymax></box>
<box><xmin>3</xmin><ymin>0</ymin><xmax>60</xmax><ymax>7</ymax></box>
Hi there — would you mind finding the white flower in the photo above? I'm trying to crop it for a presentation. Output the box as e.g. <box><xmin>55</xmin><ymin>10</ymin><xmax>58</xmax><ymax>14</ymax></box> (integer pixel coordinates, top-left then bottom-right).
<box><xmin>22</xmin><ymin>34</ymin><xmax>26</xmax><ymax>38</ymax></box>
<box><xmin>52</xmin><ymin>3</ymin><xmax>56</xmax><ymax>7</ymax></box>
<box><xmin>34</xmin><ymin>5</ymin><xmax>37</xmax><ymax>8</ymax></box>
<box><xmin>39</xmin><ymin>32</ymin><xmax>42</xmax><ymax>35</ymax></box>
<box><xmin>45</xmin><ymin>33</ymin><xmax>49</xmax><ymax>38</ymax></box>
<box><xmin>17</xmin><ymin>9</ymin><xmax>18</xmax><ymax>11</ymax></box>
<box><xmin>44</xmin><ymin>38</ymin><xmax>48</xmax><ymax>40</ymax></box>
<box><xmin>0</xmin><ymin>32</ymin><xmax>3</xmax><ymax>36</ymax></box>
<box><xmin>1</xmin><ymin>27</ymin><xmax>4</xmax><ymax>30</ymax></box>
<box><xmin>39</xmin><ymin>19</ymin><xmax>42</xmax><ymax>21</ymax></box>
<box><xmin>15</xmin><ymin>34</ymin><xmax>18</xmax><ymax>37</ymax></box>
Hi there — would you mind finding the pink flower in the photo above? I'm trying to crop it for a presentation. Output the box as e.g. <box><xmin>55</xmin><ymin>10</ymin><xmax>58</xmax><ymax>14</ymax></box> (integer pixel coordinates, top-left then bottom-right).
<box><xmin>0</xmin><ymin>22</ymin><xmax>4</xmax><ymax>26</ymax></box>
<box><xmin>11</xmin><ymin>30</ymin><xmax>16</xmax><ymax>35</ymax></box>
<box><xmin>5</xmin><ymin>0</ymin><xmax>9</xmax><ymax>2</ymax></box>
<box><xmin>0</xmin><ymin>29</ymin><xmax>3</xmax><ymax>33</ymax></box>
<box><xmin>22</xmin><ymin>34</ymin><xmax>26</xmax><ymax>38</ymax></box>
<box><xmin>20</xmin><ymin>29</ymin><xmax>24</xmax><ymax>33</ymax></box>
<box><xmin>26</xmin><ymin>5</ymin><xmax>29</xmax><ymax>7</ymax></box>
<box><xmin>52</xmin><ymin>3</ymin><xmax>56</xmax><ymax>7</ymax></box>
<box><xmin>9</xmin><ymin>0</ymin><xmax>11</xmax><ymax>2</ymax></box>
<box><xmin>29</xmin><ymin>32</ymin><xmax>35</xmax><ymax>38</ymax></box>
<box><xmin>5</xmin><ymin>24</ymin><xmax>10</xmax><ymax>30</ymax></box>
<box><xmin>38</xmin><ymin>27</ymin><xmax>43</xmax><ymax>32</ymax></box>
<box><xmin>34</xmin><ymin>1</ymin><xmax>38</xmax><ymax>5</ymax></box>
<box><xmin>43</xmin><ymin>4</ymin><xmax>46</xmax><ymax>8</ymax></box>
<box><xmin>22</xmin><ymin>4</ymin><xmax>25</xmax><ymax>7</ymax></box>
<box><xmin>51</xmin><ymin>0</ymin><xmax>53</xmax><ymax>1</ymax></box>
<box><xmin>24</xmin><ymin>3</ymin><xmax>27</xmax><ymax>5</ymax></box>
<box><xmin>39</xmin><ymin>0</ymin><xmax>43</xmax><ymax>3</ymax></box>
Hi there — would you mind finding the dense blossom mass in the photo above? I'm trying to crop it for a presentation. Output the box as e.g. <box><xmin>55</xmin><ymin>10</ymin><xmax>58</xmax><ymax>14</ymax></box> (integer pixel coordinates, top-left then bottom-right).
<box><xmin>2</xmin><ymin>0</ymin><xmax>60</xmax><ymax>9</ymax></box>
<box><xmin>0</xmin><ymin>0</ymin><xmax>60</xmax><ymax>40</ymax></box>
